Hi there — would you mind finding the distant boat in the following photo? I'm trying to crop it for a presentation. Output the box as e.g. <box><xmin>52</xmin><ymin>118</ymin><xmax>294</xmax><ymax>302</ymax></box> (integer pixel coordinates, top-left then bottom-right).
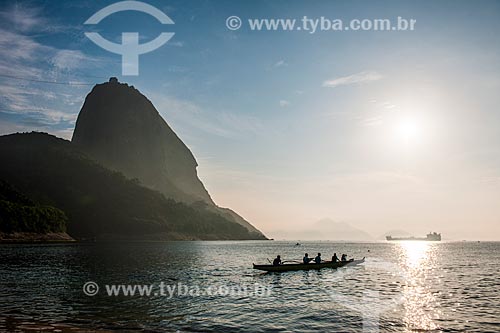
<box><xmin>253</xmin><ymin>258</ymin><xmax>365</xmax><ymax>272</ymax></box>
<box><xmin>386</xmin><ymin>232</ymin><xmax>441</xmax><ymax>241</ymax></box>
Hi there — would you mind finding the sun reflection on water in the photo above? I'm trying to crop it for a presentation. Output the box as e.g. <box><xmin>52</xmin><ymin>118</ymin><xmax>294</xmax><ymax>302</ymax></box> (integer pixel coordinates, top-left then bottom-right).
<box><xmin>400</xmin><ymin>241</ymin><xmax>430</xmax><ymax>267</ymax></box>
<box><xmin>397</xmin><ymin>241</ymin><xmax>441</xmax><ymax>331</ymax></box>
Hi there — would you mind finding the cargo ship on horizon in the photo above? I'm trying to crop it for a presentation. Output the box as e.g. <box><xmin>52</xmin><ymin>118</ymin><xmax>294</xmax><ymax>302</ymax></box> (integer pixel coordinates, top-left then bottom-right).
<box><xmin>386</xmin><ymin>232</ymin><xmax>441</xmax><ymax>241</ymax></box>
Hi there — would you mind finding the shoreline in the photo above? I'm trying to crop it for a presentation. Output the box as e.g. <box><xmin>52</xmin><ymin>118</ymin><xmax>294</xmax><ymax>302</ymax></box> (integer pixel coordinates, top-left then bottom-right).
<box><xmin>0</xmin><ymin>232</ymin><xmax>271</xmax><ymax>244</ymax></box>
<box><xmin>0</xmin><ymin>232</ymin><xmax>76</xmax><ymax>244</ymax></box>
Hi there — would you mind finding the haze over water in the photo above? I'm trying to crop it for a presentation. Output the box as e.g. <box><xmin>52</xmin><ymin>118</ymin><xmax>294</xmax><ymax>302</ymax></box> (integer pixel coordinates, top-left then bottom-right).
<box><xmin>1</xmin><ymin>241</ymin><xmax>499</xmax><ymax>332</ymax></box>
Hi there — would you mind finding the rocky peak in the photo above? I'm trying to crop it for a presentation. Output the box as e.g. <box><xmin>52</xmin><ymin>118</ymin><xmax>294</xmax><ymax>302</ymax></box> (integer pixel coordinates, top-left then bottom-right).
<box><xmin>72</xmin><ymin>79</ymin><xmax>213</xmax><ymax>204</ymax></box>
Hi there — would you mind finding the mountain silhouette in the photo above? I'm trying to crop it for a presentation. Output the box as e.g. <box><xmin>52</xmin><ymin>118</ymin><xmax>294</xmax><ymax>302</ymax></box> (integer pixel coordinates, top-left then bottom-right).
<box><xmin>72</xmin><ymin>78</ymin><xmax>264</xmax><ymax>237</ymax></box>
<box><xmin>0</xmin><ymin>78</ymin><xmax>266</xmax><ymax>241</ymax></box>
<box><xmin>0</xmin><ymin>132</ymin><xmax>264</xmax><ymax>240</ymax></box>
<box><xmin>72</xmin><ymin>79</ymin><xmax>211</xmax><ymax>204</ymax></box>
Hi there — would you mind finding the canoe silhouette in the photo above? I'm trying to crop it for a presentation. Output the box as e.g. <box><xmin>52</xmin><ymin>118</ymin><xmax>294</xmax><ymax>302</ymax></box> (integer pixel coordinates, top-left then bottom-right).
<box><xmin>253</xmin><ymin>257</ymin><xmax>365</xmax><ymax>272</ymax></box>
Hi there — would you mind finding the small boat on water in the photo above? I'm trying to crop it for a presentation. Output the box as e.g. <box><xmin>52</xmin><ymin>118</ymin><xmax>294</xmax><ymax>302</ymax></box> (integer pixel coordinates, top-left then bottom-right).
<box><xmin>386</xmin><ymin>232</ymin><xmax>441</xmax><ymax>242</ymax></box>
<box><xmin>253</xmin><ymin>257</ymin><xmax>365</xmax><ymax>272</ymax></box>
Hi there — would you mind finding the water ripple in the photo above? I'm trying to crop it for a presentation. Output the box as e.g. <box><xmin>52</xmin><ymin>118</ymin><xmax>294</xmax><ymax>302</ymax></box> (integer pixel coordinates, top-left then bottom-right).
<box><xmin>0</xmin><ymin>241</ymin><xmax>499</xmax><ymax>332</ymax></box>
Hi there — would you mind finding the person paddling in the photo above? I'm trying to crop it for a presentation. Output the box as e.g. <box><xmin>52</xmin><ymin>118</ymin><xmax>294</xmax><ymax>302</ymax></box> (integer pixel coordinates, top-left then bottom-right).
<box><xmin>341</xmin><ymin>254</ymin><xmax>347</xmax><ymax>262</ymax></box>
<box><xmin>332</xmin><ymin>253</ymin><xmax>339</xmax><ymax>262</ymax></box>
<box><xmin>273</xmin><ymin>255</ymin><xmax>282</xmax><ymax>266</ymax></box>
<box><xmin>314</xmin><ymin>253</ymin><xmax>322</xmax><ymax>263</ymax></box>
<box><xmin>303</xmin><ymin>253</ymin><xmax>312</xmax><ymax>264</ymax></box>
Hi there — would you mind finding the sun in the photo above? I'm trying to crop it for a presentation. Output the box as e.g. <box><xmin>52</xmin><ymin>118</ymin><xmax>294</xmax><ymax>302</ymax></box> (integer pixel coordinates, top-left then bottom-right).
<box><xmin>394</xmin><ymin>116</ymin><xmax>422</xmax><ymax>144</ymax></box>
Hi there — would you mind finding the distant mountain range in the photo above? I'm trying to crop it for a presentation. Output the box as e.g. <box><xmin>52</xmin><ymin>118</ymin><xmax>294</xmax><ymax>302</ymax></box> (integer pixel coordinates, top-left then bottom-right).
<box><xmin>0</xmin><ymin>78</ymin><xmax>266</xmax><ymax>241</ymax></box>
<box><xmin>272</xmin><ymin>218</ymin><xmax>374</xmax><ymax>241</ymax></box>
<box><xmin>269</xmin><ymin>219</ymin><xmax>421</xmax><ymax>241</ymax></box>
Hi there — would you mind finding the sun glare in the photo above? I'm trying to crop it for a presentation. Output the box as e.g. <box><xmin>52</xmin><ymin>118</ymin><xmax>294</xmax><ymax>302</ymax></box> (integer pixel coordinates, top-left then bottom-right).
<box><xmin>399</xmin><ymin>241</ymin><xmax>430</xmax><ymax>267</ymax></box>
<box><xmin>395</xmin><ymin>117</ymin><xmax>421</xmax><ymax>143</ymax></box>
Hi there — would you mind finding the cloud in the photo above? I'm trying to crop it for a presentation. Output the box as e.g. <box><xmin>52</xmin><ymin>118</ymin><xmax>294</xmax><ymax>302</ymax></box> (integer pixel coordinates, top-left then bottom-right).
<box><xmin>147</xmin><ymin>92</ymin><xmax>263</xmax><ymax>139</ymax></box>
<box><xmin>323</xmin><ymin>71</ymin><xmax>383</xmax><ymax>88</ymax></box>
<box><xmin>0</xmin><ymin>29</ymin><xmax>50</xmax><ymax>63</ymax></box>
<box><xmin>0</xmin><ymin>28</ymin><xmax>97</xmax><ymax>126</ymax></box>
<box><xmin>279</xmin><ymin>100</ymin><xmax>290</xmax><ymax>107</ymax></box>
<box><xmin>0</xmin><ymin>84</ymin><xmax>80</xmax><ymax>125</ymax></box>
<box><xmin>381</xmin><ymin>101</ymin><xmax>396</xmax><ymax>109</ymax></box>
<box><xmin>167</xmin><ymin>41</ymin><xmax>185</xmax><ymax>47</ymax></box>
<box><xmin>266</xmin><ymin>60</ymin><xmax>288</xmax><ymax>71</ymax></box>
<box><xmin>0</xmin><ymin>4</ymin><xmax>67</xmax><ymax>34</ymax></box>
<box><xmin>0</xmin><ymin>3</ymin><xmax>102</xmax><ymax>76</ymax></box>
<box><xmin>50</xmin><ymin>50</ymin><xmax>101</xmax><ymax>71</ymax></box>
<box><xmin>0</xmin><ymin>25</ymin><xmax>100</xmax><ymax>77</ymax></box>
<box><xmin>0</xmin><ymin>117</ymin><xmax>75</xmax><ymax>140</ymax></box>
<box><xmin>273</xmin><ymin>60</ymin><xmax>287</xmax><ymax>67</ymax></box>
<box><xmin>362</xmin><ymin>115</ymin><xmax>384</xmax><ymax>127</ymax></box>
<box><xmin>0</xmin><ymin>4</ymin><xmax>44</xmax><ymax>32</ymax></box>
<box><xmin>0</xmin><ymin>4</ymin><xmax>106</xmax><ymax>138</ymax></box>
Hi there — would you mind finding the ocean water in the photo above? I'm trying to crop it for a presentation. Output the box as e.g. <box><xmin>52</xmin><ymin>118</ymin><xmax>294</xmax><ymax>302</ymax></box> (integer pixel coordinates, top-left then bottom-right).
<box><xmin>0</xmin><ymin>241</ymin><xmax>499</xmax><ymax>332</ymax></box>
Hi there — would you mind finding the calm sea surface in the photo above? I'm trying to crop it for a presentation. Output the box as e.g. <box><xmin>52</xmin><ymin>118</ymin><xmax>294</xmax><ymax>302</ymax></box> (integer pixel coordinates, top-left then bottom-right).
<box><xmin>0</xmin><ymin>241</ymin><xmax>499</xmax><ymax>332</ymax></box>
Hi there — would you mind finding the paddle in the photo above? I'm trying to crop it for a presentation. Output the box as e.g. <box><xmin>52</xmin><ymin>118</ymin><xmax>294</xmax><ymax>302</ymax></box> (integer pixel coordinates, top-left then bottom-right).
<box><xmin>266</xmin><ymin>258</ymin><xmax>303</xmax><ymax>264</ymax></box>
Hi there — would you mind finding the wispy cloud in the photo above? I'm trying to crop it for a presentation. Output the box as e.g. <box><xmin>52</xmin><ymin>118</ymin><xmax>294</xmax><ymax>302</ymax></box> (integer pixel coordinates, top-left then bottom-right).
<box><xmin>357</xmin><ymin>99</ymin><xmax>399</xmax><ymax>127</ymax></box>
<box><xmin>0</xmin><ymin>84</ymin><xmax>81</xmax><ymax>125</ymax></box>
<box><xmin>0</xmin><ymin>113</ymin><xmax>75</xmax><ymax>140</ymax></box>
<box><xmin>279</xmin><ymin>100</ymin><xmax>290</xmax><ymax>107</ymax></box>
<box><xmin>0</xmin><ymin>3</ymin><xmax>103</xmax><ymax>76</ymax></box>
<box><xmin>266</xmin><ymin>59</ymin><xmax>288</xmax><ymax>71</ymax></box>
<box><xmin>273</xmin><ymin>60</ymin><xmax>287</xmax><ymax>68</ymax></box>
<box><xmin>361</xmin><ymin>115</ymin><xmax>384</xmax><ymax>127</ymax></box>
<box><xmin>147</xmin><ymin>92</ymin><xmax>263</xmax><ymax>139</ymax></box>
<box><xmin>167</xmin><ymin>40</ymin><xmax>185</xmax><ymax>47</ymax></box>
<box><xmin>0</xmin><ymin>4</ymin><xmax>68</xmax><ymax>34</ymax></box>
<box><xmin>0</xmin><ymin>4</ymin><xmax>104</xmax><ymax>138</ymax></box>
<box><xmin>323</xmin><ymin>71</ymin><xmax>383</xmax><ymax>88</ymax></box>
<box><xmin>50</xmin><ymin>50</ymin><xmax>101</xmax><ymax>71</ymax></box>
<box><xmin>0</xmin><ymin>30</ymin><xmax>50</xmax><ymax>63</ymax></box>
<box><xmin>0</xmin><ymin>5</ymin><xmax>101</xmax><ymax>78</ymax></box>
<box><xmin>0</xmin><ymin>4</ymin><xmax>45</xmax><ymax>32</ymax></box>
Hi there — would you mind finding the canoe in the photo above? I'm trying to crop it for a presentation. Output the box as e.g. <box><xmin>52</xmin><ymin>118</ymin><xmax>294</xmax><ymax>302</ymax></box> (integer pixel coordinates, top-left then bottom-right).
<box><xmin>253</xmin><ymin>257</ymin><xmax>365</xmax><ymax>272</ymax></box>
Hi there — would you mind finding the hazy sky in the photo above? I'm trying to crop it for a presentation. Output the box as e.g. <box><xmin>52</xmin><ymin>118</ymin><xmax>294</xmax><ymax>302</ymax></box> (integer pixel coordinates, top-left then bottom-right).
<box><xmin>1</xmin><ymin>0</ymin><xmax>499</xmax><ymax>240</ymax></box>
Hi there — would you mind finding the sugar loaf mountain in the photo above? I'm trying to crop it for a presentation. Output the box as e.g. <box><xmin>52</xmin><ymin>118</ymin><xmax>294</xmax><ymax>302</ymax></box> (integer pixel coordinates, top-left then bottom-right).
<box><xmin>0</xmin><ymin>78</ymin><xmax>266</xmax><ymax>241</ymax></box>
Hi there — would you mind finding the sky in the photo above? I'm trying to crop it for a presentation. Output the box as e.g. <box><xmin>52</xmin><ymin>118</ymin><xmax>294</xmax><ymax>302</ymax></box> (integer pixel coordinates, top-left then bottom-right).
<box><xmin>1</xmin><ymin>0</ymin><xmax>500</xmax><ymax>240</ymax></box>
